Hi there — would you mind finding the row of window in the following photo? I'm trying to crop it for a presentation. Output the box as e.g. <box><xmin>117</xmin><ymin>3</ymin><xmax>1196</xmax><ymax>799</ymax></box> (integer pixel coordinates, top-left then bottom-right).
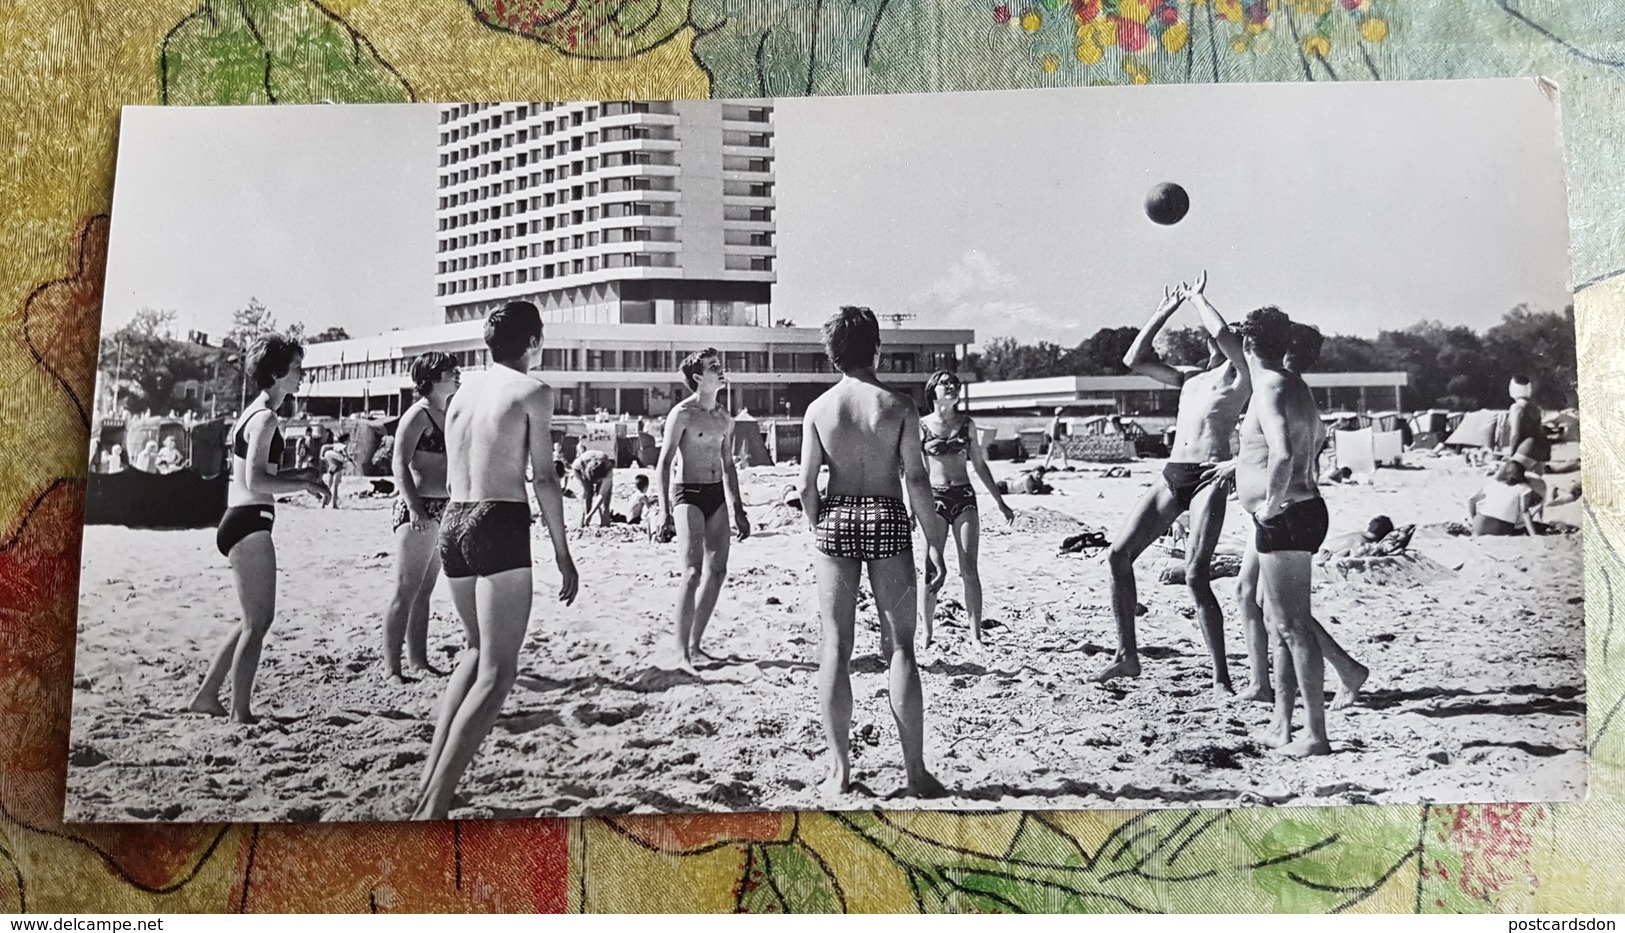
<box><xmin>306</xmin><ymin>345</ymin><xmax>942</xmax><ymax>384</ymax></box>
<box><xmin>437</xmin><ymin>131</ymin><xmax>772</xmax><ymax>181</ymax></box>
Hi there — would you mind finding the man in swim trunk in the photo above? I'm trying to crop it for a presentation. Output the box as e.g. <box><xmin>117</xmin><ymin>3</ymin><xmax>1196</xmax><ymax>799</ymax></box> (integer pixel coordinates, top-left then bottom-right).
<box><xmin>658</xmin><ymin>348</ymin><xmax>752</xmax><ymax>673</ymax></box>
<box><xmin>1041</xmin><ymin>408</ymin><xmax>1069</xmax><ymax>469</ymax></box>
<box><xmin>1093</xmin><ymin>273</ymin><xmax>1250</xmax><ymax>692</ymax></box>
<box><xmin>412</xmin><ymin>301</ymin><xmax>579</xmax><ymax>819</ymax></box>
<box><xmin>799</xmin><ymin>306</ymin><xmax>947</xmax><ymax>801</ymax></box>
<box><xmin>573</xmin><ymin>447</ymin><xmax>614</xmax><ymax>527</ymax></box>
<box><xmin>1234</xmin><ymin>305</ymin><xmax>1333</xmax><ymax>757</ymax></box>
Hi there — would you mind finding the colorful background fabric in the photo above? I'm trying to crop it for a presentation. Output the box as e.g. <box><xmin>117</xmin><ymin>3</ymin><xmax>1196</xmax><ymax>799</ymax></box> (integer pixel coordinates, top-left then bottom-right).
<box><xmin>3</xmin><ymin>0</ymin><xmax>1623</xmax><ymax>912</ymax></box>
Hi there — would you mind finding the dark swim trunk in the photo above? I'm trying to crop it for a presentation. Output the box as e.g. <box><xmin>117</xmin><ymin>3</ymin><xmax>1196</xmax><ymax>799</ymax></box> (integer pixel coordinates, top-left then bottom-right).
<box><xmin>1254</xmin><ymin>497</ymin><xmax>1330</xmax><ymax>554</ymax></box>
<box><xmin>931</xmin><ymin>484</ymin><xmax>977</xmax><ymax>525</ymax></box>
<box><xmin>1162</xmin><ymin>461</ymin><xmax>1213</xmax><ymax>511</ymax></box>
<box><xmin>673</xmin><ymin>481</ymin><xmax>726</xmax><ymax>520</ymax></box>
<box><xmin>392</xmin><ymin>495</ymin><xmax>449</xmax><ymax>532</ymax></box>
<box><xmin>216</xmin><ymin>504</ymin><xmax>275</xmax><ymax>557</ymax></box>
<box><xmin>437</xmin><ymin>500</ymin><xmax>532</xmax><ymax>578</ymax></box>
<box><xmin>815</xmin><ymin>495</ymin><xmax>912</xmax><ymax>560</ymax></box>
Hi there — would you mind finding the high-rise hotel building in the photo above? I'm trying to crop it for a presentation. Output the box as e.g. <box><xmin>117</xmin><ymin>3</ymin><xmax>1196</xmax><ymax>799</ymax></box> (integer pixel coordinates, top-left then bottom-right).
<box><xmin>300</xmin><ymin>100</ymin><xmax>973</xmax><ymax>419</ymax></box>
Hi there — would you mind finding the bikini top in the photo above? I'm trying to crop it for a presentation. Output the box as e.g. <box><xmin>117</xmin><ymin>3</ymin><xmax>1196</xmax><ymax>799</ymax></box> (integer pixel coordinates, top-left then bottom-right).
<box><xmin>415</xmin><ymin>407</ymin><xmax>448</xmax><ymax>454</ymax></box>
<box><xmin>231</xmin><ymin>409</ymin><xmax>285</xmax><ymax>466</ymax></box>
<box><xmin>921</xmin><ymin>418</ymin><xmax>971</xmax><ymax>457</ymax></box>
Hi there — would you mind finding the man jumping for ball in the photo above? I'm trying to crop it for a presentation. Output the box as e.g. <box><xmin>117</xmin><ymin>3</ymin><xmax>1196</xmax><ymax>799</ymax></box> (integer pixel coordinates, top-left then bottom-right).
<box><xmin>1092</xmin><ymin>272</ymin><xmax>1250</xmax><ymax>693</ymax></box>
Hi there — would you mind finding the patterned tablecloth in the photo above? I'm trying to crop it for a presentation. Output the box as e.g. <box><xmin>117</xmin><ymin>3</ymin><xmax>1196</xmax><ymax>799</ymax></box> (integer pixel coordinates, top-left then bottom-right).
<box><xmin>3</xmin><ymin>0</ymin><xmax>1624</xmax><ymax>913</ymax></box>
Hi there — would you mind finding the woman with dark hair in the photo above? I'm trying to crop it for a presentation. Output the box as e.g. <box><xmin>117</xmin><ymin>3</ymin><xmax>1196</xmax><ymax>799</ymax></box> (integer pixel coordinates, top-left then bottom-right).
<box><xmin>189</xmin><ymin>334</ymin><xmax>327</xmax><ymax>723</ymax></box>
<box><xmin>381</xmin><ymin>351</ymin><xmax>461</xmax><ymax>683</ymax></box>
<box><xmin>917</xmin><ymin>370</ymin><xmax>1014</xmax><ymax>647</ymax></box>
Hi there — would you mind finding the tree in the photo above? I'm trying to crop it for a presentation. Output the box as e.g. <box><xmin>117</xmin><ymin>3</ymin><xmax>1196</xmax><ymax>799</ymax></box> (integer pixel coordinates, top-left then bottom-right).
<box><xmin>224</xmin><ymin>297</ymin><xmax>306</xmax><ymax>350</ymax></box>
<box><xmin>973</xmin><ymin>336</ymin><xmax>1066</xmax><ymax>381</ymax></box>
<box><xmin>1154</xmin><ymin>326</ymin><xmax>1213</xmax><ymax>368</ymax></box>
<box><xmin>98</xmin><ymin>308</ymin><xmax>217</xmax><ymax>416</ymax></box>
<box><xmin>307</xmin><ymin>326</ymin><xmax>352</xmax><ymax>344</ymax></box>
<box><xmin>1484</xmin><ymin>304</ymin><xmax>1577</xmax><ymax>410</ymax></box>
<box><xmin>1063</xmin><ymin>326</ymin><xmax>1140</xmax><ymax>376</ymax></box>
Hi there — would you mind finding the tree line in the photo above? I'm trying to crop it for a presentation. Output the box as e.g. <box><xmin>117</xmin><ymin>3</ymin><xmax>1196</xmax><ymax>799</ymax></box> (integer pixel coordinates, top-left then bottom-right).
<box><xmin>962</xmin><ymin>304</ymin><xmax>1576</xmax><ymax>412</ymax></box>
<box><xmin>97</xmin><ymin>299</ymin><xmax>351</xmax><ymax>418</ymax></box>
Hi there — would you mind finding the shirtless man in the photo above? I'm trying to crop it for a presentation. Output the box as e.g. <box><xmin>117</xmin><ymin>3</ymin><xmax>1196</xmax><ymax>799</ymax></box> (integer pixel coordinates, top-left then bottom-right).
<box><xmin>799</xmin><ymin>306</ymin><xmax>947</xmax><ymax>800</ymax></box>
<box><xmin>1041</xmin><ymin>408</ymin><xmax>1069</xmax><ymax>470</ymax></box>
<box><xmin>658</xmin><ymin>348</ymin><xmax>752</xmax><ymax>673</ymax></box>
<box><xmin>1092</xmin><ymin>272</ymin><xmax>1249</xmax><ymax>691</ymax></box>
<box><xmin>412</xmin><ymin>301</ymin><xmax>579</xmax><ymax>819</ymax></box>
<box><xmin>1234</xmin><ymin>306</ymin><xmax>1333</xmax><ymax>756</ymax></box>
<box><xmin>1233</xmin><ymin>321</ymin><xmax>1367</xmax><ymax>708</ymax></box>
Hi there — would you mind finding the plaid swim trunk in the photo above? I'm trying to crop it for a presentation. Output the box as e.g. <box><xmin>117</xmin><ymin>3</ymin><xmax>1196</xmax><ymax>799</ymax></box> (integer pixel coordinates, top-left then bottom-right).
<box><xmin>815</xmin><ymin>495</ymin><xmax>913</xmax><ymax>560</ymax></box>
<box><xmin>392</xmin><ymin>495</ymin><xmax>450</xmax><ymax>531</ymax></box>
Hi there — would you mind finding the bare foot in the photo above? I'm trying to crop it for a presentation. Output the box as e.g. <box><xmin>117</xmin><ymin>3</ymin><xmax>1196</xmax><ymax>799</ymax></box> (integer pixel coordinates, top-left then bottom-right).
<box><xmin>901</xmin><ymin>772</ymin><xmax>951</xmax><ymax>799</ymax></box>
<box><xmin>1088</xmin><ymin>655</ymin><xmax>1141</xmax><ymax>683</ymax></box>
<box><xmin>819</xmin><ymin>763</ymin><xmax>851</xmax><ymax>799</ymax></box>
<box><xmin>1237</xmin><ymin>681</ymin><xmax>1274</xmax><ymax>703</ymax></box>
<box><xmin>409</xmin><ymin>660</ymin><xmax>448</xmax><ymax>678</ymax></box>
<box><xmin>1331</xmin><ymin>664</ymin><xmax>1369</xmax><ymax>710</ymax></box>
<box><xmin>386</xmin><ymin>671</ymin><xmax>418</xmax><ymax>686</ymax></box>
<box><xmin>188</xmin><ymin>695</ymin><xmax>227</xmax><ymax>717</ymax></box>
<box><xmin>1212</xmin><ymin>677</ymin><xmax>1235</xmax><ymax>697</ymax></box>
<box><xmin>675</xmin><ymin>653</ymin><xmax>700</xmax><ymax>677</ymax></box>
<box><xmin>1277</xmin><ymin>734</ymin><xmax>1333</xmax><ymax>757</ymax></box>
<box><xmin>230</xmin><ymin>711</ymin><xmax>260</xmax><ymax>726</ymax></box>
<box><xmin>1258</xmin><ymin>720</ymin><xmax>1292</xmax><ymax>749</ymax></box>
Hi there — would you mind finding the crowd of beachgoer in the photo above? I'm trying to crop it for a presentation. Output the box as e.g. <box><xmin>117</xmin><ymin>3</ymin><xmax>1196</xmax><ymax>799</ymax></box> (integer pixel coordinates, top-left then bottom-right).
<box><xmin>184</xmin><ymin>285</ymin><xmax>1569</xmax><ymax>816</ymax></box>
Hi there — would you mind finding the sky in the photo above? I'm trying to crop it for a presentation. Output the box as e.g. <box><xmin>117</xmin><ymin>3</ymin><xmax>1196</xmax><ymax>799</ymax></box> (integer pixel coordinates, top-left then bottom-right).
<box><xmin>773</xmin><ymin>79</ymin><xmax>1573</xmax><ymax>347</ymax></box>
<box><xmin>99</xmin><ymin>82</ymin><xmax>1571</xmax><ymax>350</ymax></box>
<box><xmin>101</xmin><ymin>104</ymin><xmax>437</xmax><ymax>343</ymax></box>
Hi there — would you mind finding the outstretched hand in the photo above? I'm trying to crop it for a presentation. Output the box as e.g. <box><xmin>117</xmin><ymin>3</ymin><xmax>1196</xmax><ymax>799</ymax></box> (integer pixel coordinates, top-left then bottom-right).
<box><xmin>1189</xmin><ymin>269</ymin><xmax>1208</xmax><ymax>296</ymax></box>
<box><xmin>1156</xmin><ymin>284</ymin><xmax>1182</xmax><ymax>314</ymax></box>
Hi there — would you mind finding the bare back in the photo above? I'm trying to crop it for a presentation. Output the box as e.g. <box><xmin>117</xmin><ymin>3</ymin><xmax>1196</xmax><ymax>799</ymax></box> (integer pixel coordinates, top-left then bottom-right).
<box><xmin>1236</xmin><ymin>368</ymin><xmax>1324</xmax><ymax>512</ymax></box>
<box><xmin>445</xmin><ymin>366</ymin><xmax>549</xmax><ymax>503</ymax></box>
<box><xmin>806</xmin><ymin>379</ymin><xmax>913</xmax><ymax>498</ymax></box>
<box><xmin>669</xmin><ymin>397</ymin><xmax>733</xmax><ymax>483</ymax></box>
<box><xmin>1170</xmin><ymin>362</ymin><xmax>1250</xmax><ymax>463</ymax></box>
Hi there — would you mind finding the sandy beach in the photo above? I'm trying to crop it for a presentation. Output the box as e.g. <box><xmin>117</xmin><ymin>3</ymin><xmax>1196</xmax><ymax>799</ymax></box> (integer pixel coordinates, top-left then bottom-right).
<box><xmin>65</xmin><ymin>448</ymin><xmax>1586</xmax><ymax>823</ymax></box>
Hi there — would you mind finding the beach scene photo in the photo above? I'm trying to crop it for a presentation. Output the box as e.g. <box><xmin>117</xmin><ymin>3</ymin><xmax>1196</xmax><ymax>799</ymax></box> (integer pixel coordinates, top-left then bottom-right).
<box><xmin>69</xmin><ymin>81</ymin><xmax>1585</xmax><ymax>822</ymax></box>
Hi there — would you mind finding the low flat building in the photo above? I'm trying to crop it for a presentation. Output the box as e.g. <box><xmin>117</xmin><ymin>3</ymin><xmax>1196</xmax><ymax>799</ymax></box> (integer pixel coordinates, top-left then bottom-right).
<box><xmin>963</xmin><ymin>371</ymin><xmax>1410</xmax><ymax>418</ymax></box>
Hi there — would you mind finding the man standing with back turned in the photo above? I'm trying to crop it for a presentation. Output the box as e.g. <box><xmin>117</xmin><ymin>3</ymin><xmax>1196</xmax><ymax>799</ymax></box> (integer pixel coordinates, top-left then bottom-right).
<box><xmin>413</xmin><ymin>301</ymin><xmax>579</xmax><ymax>819</ymax></box>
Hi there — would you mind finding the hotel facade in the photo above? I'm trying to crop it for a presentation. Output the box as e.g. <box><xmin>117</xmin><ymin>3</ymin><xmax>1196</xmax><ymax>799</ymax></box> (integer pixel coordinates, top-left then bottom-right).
<box><xmin>301</xmin><ymin>99</ymin><xmax>975</xmax><ymax>419</ymax></box>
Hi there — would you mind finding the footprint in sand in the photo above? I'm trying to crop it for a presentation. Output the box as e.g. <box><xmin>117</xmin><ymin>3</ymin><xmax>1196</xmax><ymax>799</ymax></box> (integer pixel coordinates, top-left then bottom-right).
<box><xmin>572</xmin><ymin>702</ymin><xmax>649</xmax><ymax>728</ymax></box>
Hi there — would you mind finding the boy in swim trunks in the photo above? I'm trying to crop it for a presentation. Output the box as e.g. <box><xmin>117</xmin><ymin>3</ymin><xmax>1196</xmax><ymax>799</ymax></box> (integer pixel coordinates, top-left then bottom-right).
<box><xmin>799</xmin><ymin>306</ymin><xmax>947</xmax><ymax>801</ymax></box>
<box><xmin>1094</xmin><ymin>272</ymin><xmax>1250</xmax><ymax>693</ymax></box>
<box><xmin>657</xmin><ymin>348</ymin><xmax>752</xmax><ymax>673</ymax></box>
<box><xmin>1234</xmin><ymin>306</ymin><xmax>1333</xmax><ymax>757</ymax></box>
<box><xmin>412</xmin><ymin>301</ymin><xmax>579</xmax><ymax>820</ymax></box>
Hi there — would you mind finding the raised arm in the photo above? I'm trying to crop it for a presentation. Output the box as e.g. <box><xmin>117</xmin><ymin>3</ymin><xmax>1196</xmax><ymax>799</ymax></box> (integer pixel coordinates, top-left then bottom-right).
<box><xmin>1256</xmin><ymin>380</ymin><xmax>1296</xmax><ymax>520</ymax></box>
<box><xmin>392</xmin><ymin>406</ymin><xmax>429</xmax><ymax>525</ymax></box>
<box><xmin>965</xmin><ymin>418</ymin><xmax>1014</xmax><ymax>523</ymax></box>
<box><xmin>798</xmin><ymin>411</ymin><xmax>824</xmax><ymax>531</ymax></box>
<box><xmin>242</xmin><ymin>411</ymin><xmax>326</xmax><ymax>499</ymax></box>
<box><xmin>656</xmin><ymin>407</ymin><xmax>686</xmax><ymax>537</ymax></box>
<box><xmin>1123</xmin><ymin>286</ymin><xmax>1188</xmax><ymax>388</ymax></box>
<box><xmin>721</xmin><ymin>419</ymin><xmax>751</xmax><ymax>540</ymax></box>
<box><xmin>527</xmin><ymin>384</ymin><xmax>578</xmax><ymax>605</ymax></box>
<box><xmin>1184</xmin><ymin>271</ymin><xmax>1249</xmax><ymax>385</ymax></box>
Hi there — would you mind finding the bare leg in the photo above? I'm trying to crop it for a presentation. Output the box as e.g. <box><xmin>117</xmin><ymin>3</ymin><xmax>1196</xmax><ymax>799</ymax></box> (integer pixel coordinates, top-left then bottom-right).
<box><xmin>1236</xmin><ymin>535</ymin><xmax>1273</xmax><ymax>702</ymax></box>
<box><xmin>413</xmin><ymin>568</ymin><xmax>533</xmax><ymax>820</ymax></box>
<box><xmin>414</xmin><ymin>576</ymin><xmax>479</xmax><ymax>808</ymax></box>
<box><xmin>950</xmin><ymin>510</ymin><xmax>986</xmax><ymax>645</ymax></box>
<box><xmin>1259</xmin><ymin>549</ymin><xmax>1330</xmax><ymax>756</ymax></box>
<box><xmin>407</xmin><ymin>537</ymin><xmax>446</xmax><ymax>675</ymax></box>
<box><xmin>1092</xmin><ymin>483</ymin><xmax>1183</xmax><ymax>683</ymax></box>
<box><xmin>869</xmin><ymin>550</ymin><xmax>947</xmax><ymax>798</ymax></box>
<box><xmin>688</xmin><ymin>505</ymin><xmax>733</xmax><ymax>659</ymax></box>
<box><xmin>196</xmin><ymin>533</ymin><xmax>277</xmax><ymax>724</ymax></box>
<box><xmin>916</xmin><ymin>509</ymin><xmax>950</xmax><ymax>651</ymax></box>
<box><xmin>670</xmin><ymin>504</ymin><xmax>707</xmax><ymax>673</ymax></box>
<box><xmin>1184</xmin><ymin>484</ymin><xmax>1233</xmax><ymax>693</ymax></box>
<box><xmin>1261</xmin><ymin>632</ymin><xmax>1296</xmax><ymax>748</ymax></box>
<box><xmin>814</xmin><ymin>553</ymin><xmax>860</xmax><ymax>797</ymax></box>
<box><xmin>384</xmin><ymin>521</ymin><xmax>438</xmax><ymax>683</ymax></box>
<box><xmin>1313</xmin><ymin>617</ymin><xmax>1368</xmax><ymax>709</ymax></box>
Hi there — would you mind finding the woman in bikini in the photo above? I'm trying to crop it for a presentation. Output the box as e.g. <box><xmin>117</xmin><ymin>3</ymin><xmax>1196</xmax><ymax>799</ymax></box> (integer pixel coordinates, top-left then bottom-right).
<box><xmin>189</xmin><ymin>335</ymin><xmax>328</xmax><ymax>724</ymax></box>
<box><xmin>918</xmin><ymin>371</ymin><xmax>1015</xmax><ymax>647</ymax></box>
<box><xmin>381</xmin><ymin>352</ymin><xmax>461</xmax><ymax>683</ymax></box>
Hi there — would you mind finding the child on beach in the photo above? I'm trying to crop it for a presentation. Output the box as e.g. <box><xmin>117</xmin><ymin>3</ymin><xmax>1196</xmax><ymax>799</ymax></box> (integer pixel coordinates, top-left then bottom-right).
<box><xmin>1467</xmin><ymin>459</ymin><xmax>1543</xmax><ymax>537</ymax></box>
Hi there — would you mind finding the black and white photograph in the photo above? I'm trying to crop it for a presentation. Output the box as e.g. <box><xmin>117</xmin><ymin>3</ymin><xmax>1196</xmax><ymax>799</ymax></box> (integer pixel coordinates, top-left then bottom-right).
<box><xmin>69</xmin><ymin>79</ymin><xmax>1584</xmax><ymax>823</ymax></box>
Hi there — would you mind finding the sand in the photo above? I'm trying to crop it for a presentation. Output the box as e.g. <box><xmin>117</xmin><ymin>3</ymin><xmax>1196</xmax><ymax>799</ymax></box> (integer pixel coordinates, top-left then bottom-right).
<box><xmin>65</xmin><ymin>448</ymin><xmax>1587</xmax><ymax>823</ymax></box>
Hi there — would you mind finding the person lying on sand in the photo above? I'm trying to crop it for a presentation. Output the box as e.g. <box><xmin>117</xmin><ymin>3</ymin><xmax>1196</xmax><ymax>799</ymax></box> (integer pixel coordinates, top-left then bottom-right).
<box><xmin>996</xmin><ymin>466</ymin><xmax>1055</xmax><ymax>496</ymax></box>
<box><xmin>799</xmin><ymin>306</ymin><xmax>947</xmax><ymax>801</ymax></box>
<box><xmin>412</xmin><ymin>302</ymin><xmax>578</xmax><ymax>821</ymax></box>
<box><xmin>1094</xmin><ymin>272</ymin><xmax>1249</xmax><ymax>693</ymax></box>
<box><xmin>657</xmin><ymin>348</ymin><xmax>752</xmax><ymax>673</ymax></box>
<box><xmin>1467</xmin><ymin>459</ymin><xmax>1543</xmax><ymax>537</ymax></box>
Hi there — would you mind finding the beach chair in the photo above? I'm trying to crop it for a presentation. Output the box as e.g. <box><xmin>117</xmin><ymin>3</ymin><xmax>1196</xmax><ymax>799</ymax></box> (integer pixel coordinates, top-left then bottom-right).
<box><xmin>1334</xmin><ymin>428</ymin><xmax>1378</xmax><ymax>480</ymax></box>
